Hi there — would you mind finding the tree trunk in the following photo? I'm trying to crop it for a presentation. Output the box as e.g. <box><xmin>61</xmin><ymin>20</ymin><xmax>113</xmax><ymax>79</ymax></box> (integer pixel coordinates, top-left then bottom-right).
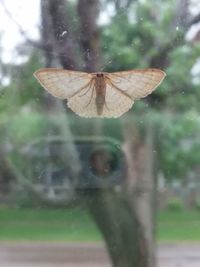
<box><xmin>122</xmin><ymin>117</ymin><xmax>156</xmax><ymax>267</ymax></box>
<box><xmin>40</xmin><ymin>0</ymin><xmax>81</xmax><ymax>180</ymax></box>
<box><xmin>79</xmin><ymin>118</ymin><xmax>156</xmax><ymax>267</ymax></box>
<box><xmin>40</xmin><ymin>0</ymin><xmax>55</xmax><ymax>67</ymax></box>
<box><xmin>0</xmin><ymin>149</ymin><xmax>14</xmax><ymax>197</ymax></box>
<box><xmin>41</xmin><ymin>0</ymin><xmax>78</xmax><ymax>69</ymax></box>
<box><xmin>83</xmin><ymin>188</ymin><xmax>148</xmax><ymax>267</ymax></box>
<box><xmin>77</xmin><ymin>0</ymin><xmax>101</xmax><ymax>72</ymax></box>
<box><xmin>48</xmin><ymin>0</ymin><xmax>78</xmax><ymax>69</ymax></box>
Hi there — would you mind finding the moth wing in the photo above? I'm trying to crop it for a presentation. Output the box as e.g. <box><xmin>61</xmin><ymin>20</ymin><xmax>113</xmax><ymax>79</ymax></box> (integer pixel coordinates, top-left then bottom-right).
<box><xmin>34</xmin><ymin>68</ymin><xmax>93</xmax><ymax>99</ymax></box>
<box><xmin>67</xmin><ymin>82</ymin><xmax>98</xmax><ymax>117</ymax></box>
<box><xmin>107</xmin><ymin>68</ymin><xmax>166</xmax><ymax>100</ymax></box>
<box><xmin>101</xmin><ymin>83</ymin><xmax>134</xmax><ymax>118</ymax></box>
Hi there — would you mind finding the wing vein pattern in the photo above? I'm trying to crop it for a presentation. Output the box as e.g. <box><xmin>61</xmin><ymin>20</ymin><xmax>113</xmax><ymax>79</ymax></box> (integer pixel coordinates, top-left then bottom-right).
<box><xmin>34</xmin><ymin>68</ymin><xmax>166</xmax><ymax>118</ymax></box>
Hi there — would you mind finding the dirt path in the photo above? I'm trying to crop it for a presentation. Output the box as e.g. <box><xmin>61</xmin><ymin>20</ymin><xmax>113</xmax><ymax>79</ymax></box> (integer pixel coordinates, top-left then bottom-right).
<box><xmin>1</xmin><ymin>242</ymin><xmax>200</xmax><ymax>267</ymax></box>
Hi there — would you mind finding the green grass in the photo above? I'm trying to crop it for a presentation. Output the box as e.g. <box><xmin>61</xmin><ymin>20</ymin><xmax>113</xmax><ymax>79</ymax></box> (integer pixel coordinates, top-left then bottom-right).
<box><xmin>158</xmin><ymin>210</ymin><xmax>200</xmax><ymax>242</ymax></box>
<box><xmin>1</xmin><ymin>207</ymin><xmax>200</xmax><ymax>242</ymax></box>
<box><xmin>0</xmin><ymin>207</ymin><xmax>102</xmax><ymax>241</ymax></box>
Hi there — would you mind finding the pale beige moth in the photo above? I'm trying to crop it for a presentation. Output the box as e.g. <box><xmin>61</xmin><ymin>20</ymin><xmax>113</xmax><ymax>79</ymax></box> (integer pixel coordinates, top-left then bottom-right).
<box><xmin>34</xmin><ymin>68</ymin><xmax>166</xmax><ymax>118</ymax></box>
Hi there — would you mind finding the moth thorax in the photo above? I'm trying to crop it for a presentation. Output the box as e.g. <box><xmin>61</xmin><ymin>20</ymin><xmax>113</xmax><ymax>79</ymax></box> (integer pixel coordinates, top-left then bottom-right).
<box><xmin>96</xmin><ymin>73</ymin><xmax>104</xmax><ymax>77</ymax></box>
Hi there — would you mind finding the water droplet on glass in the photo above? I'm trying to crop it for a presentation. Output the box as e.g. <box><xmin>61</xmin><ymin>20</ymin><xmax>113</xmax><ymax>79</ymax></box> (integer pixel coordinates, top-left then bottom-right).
<box><xmin>60</xmin><ymin>30</ymin><xmax>68</xmax><ymax>37</ymax></box>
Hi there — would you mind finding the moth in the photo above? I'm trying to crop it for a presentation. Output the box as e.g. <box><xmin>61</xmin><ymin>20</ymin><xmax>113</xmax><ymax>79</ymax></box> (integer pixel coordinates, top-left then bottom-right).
<box><xmin>34</xmin><ymin>68</ymin><xmax>166</xmax><ymax>118</ymax></box>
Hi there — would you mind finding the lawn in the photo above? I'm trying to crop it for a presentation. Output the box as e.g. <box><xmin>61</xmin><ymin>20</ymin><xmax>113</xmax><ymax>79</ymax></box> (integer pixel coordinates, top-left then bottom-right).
<box><xmin>0</xmin><ymin>207</ymin><xmax>101</xmax><ymax>241</ymax></box>
<box><xmin>0</xmin><ymin>207</ymin><xmax>200</xmax><ymax>242</ymax></box>
<box><xmin>158</xmin><ymin>210</ymin><xmax>200</xmax><ymax>242</ymax></box>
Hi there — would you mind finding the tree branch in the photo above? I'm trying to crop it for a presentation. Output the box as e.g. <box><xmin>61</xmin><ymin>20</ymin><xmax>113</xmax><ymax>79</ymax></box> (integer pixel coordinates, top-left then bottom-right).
<box><xmin>188</xmin><ymin>12</ymin><xmax>200</xmax><ymax>27</ymax></box>
<box><xmin>149</xmin><ymin>0</ymin><xmax>199</xmax><ymax>69</ymax></box>
<box><xmin>112</xmin><ymin>0</ymin><xmax>137</xmax><ymax>12</ymax></box>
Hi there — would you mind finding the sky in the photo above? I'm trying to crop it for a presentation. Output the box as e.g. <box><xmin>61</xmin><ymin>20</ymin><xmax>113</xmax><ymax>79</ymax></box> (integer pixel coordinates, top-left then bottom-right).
<box><xmin>0</xmin><ymin>0</ymin><xmax>40</xmax><ymax>63</ymax></box>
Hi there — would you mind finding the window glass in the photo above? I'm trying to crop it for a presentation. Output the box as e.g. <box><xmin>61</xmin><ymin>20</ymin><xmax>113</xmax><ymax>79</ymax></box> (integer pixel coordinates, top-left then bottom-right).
<box><xmin>0</xmin><ymin>0</ymin><xmax>200</xmax><ymax>266</ymax></box>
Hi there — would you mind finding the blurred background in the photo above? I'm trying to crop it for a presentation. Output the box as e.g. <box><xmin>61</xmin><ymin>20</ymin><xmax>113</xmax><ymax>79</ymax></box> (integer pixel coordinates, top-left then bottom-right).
<box><xmin>1</xmin><ymin>0</ymin><xmax>200</xmax><ymax>266</ymax></box>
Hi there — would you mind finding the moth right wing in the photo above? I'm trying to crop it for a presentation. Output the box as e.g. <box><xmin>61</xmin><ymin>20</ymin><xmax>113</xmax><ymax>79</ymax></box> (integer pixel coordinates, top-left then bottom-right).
<box><xmin>107</xmin><ymin>68</ymin><xmax>166</xmax><ymax>100</ymax></box>
<box><xmin>34</xmin><ymin>68</ymin><xmax>93</xmax><ymax>99</ymax></box>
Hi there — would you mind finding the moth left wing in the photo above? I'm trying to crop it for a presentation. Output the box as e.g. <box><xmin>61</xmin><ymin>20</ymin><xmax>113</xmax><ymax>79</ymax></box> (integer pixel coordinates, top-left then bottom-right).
<box><xmin>67</xmin><ymin>83</ymin><xmax>98</xmax><ymax>117</ymax></box>
<box><xmin>34</xmin><ymin>68</ymin><xmax>93</xmax><ymax>99</ymax></box>
<box><xmin>107</xmin><ymin>68</ymin><xmax>166</xmax><ymax>100</ymax></box>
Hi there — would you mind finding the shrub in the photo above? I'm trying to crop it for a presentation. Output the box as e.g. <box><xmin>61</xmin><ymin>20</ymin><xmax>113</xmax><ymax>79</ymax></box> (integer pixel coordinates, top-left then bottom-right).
<box><xmin>166</xmin><ymin>197</ymin><xmax>183</xmax><ymax>212</ymax></box>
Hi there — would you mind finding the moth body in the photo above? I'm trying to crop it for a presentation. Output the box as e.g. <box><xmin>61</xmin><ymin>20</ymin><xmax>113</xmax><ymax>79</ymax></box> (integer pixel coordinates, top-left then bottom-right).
<box><xmin>94</xmin><ymin>73</ymin><xmax>106</xmax><ymax>115</ymax></box>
